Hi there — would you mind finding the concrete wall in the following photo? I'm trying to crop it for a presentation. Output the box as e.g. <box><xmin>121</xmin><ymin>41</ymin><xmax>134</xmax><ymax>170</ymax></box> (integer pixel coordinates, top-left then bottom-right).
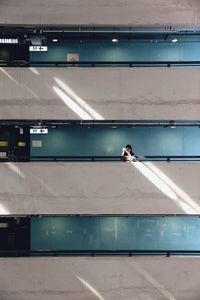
<box><xmin>0</xmin><ymin>256</ymin><xmax>199</xmax><ymax>300</ymax></box>
<box><xmin>0</xmin><ymin>0</ymin><xmax>200</xmax><ymax>25</ymax></box>
<box><xmin>1</xmin><ymin>1</ymin><xmax>200</xmax><ymax>299</ymax></box>
<box><xmin>0</xmin><ymin>67</ymin><xmax>200</xmax><ymax>119</ymax></box>
<box><xmin>0</xmin><ymin>162</ymin><xmax>199</xmax><ymax>215</ymax></box>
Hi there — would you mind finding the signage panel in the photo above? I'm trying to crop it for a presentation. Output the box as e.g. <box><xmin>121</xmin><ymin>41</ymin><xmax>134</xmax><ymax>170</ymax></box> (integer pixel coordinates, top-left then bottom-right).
<box><xmin>0</xmin><ymin>38</ymin><xmax>18</xmax><ymax>44</ymax></box>
<box><xmin>30</xmin><ymin>128</ymin><xmax>48</xmax><ymax>134</ymax></box>
<box><xmin>29</xmin><ymin>46</ymin><xmax>48</xmax><ymax>52</ymax></box>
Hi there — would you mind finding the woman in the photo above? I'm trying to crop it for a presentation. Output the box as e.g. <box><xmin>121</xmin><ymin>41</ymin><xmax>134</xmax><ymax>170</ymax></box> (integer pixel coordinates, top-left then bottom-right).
<box><xmin>121</xmin><ymin>144</ymin><xmax>135</xmax><ymax>161</ymax></box>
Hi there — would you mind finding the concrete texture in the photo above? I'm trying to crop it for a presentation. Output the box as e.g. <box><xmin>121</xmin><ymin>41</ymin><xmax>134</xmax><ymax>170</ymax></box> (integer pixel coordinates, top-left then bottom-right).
<box><xmin>0</xmin><ymin>162</ymin><xmax>199</xmax><ymax>215</ymax></box>
<box><xmin>0</xmin><ymin>256</ymin><xmax>200</xmax><ymax>300</ymax></box>
<box><xmin>0</xmin><ymin>0</ymin><xmax>200</xmax><ymax>25</ymax></box>
<box><xmin>0</xmin><ymin>67</ymin><xmax>200</xmax><ymax>120</ymax></box>
<box><xmin>1</xmin><ymin>1</ymin><xmax>200</xmax><ymax>299</ymax></box>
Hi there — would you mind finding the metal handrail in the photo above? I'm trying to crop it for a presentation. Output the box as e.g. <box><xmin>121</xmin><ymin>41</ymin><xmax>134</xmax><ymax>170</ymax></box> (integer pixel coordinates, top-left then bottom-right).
<box><xmin>3</xmin><ymin>60</ymin><xmax>200</xmax><ymax>67</ymax></box>
<box><xmin>1</xmin><ymin>155</ymin><xmax>200</xmax><ymax>162</ymax></box>
<box><xmin>30</xmin><ymin>61</ymin><xmax>200</xmax><ymax>67</ymax></box>
<box><xmin>0</xmin><ymin>249</ymin><xmax>200</xmax><ymax>257</ymax></box>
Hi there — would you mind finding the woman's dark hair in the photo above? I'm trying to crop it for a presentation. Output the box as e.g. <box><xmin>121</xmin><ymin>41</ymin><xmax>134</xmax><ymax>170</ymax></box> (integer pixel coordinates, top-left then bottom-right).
<box><xmin>125</xmin><ymin>144</ymin><xmax>134</xmax><ymax>156</ymax></box>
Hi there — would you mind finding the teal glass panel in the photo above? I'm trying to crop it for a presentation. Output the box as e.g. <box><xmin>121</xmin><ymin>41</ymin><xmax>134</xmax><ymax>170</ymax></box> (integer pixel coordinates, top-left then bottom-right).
<box><xmin>31</xmin><ymin>216</ymin><xmax>200</xmax><ymax>251</ymax></box>
<box><xmin>30</xmin><ymin>40</ymin><xmax>200</xmax><ymax>63</ymax></box>
<box><xmin>30</xmin><ymin>126</ymin><xmax>200</xmax><ymax>157</ymax></box>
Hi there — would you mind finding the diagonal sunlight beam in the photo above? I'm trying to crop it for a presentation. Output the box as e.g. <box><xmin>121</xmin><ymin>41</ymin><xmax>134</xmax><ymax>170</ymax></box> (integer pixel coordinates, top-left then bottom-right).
<box><xmin>5</xmin><ymin>162</ymin><xmax>25</xmax><ymax>179</ymax></box>
<box><xmin>0</xmin><ymin>67</ymin><xmax>40</xmax><ymax>100</ymax></box>
<box><xmin>35</xmin><ymin>176</ymin><xmax>58</xmax><ymax>197</ymax></box>
<box><xmin>4</xmin><ymin>162</ymin><xmax>58</xmax><ymax>198</ymax></box>
<box><xmin>123</xmin><ymin>149</ymin><xmax>200</xmax><ymax>214</ymax></box>
<box><xmin>0</xmin><ymin>67</ymin><xmax>21</xmax><ymax>87</ymax></box>
<box><xmin>54</xmin><ymin>77</ymin><xmax>104</xmax><ymax>120</ymax></box>
<box><xmin>53</xmin><ymin>86</ymin><xmax>93</xmax><ymax>119</ymax></box>
<box><xmin>131</xmin><ymin>161</ymin><xmax>199</xmax><ymax>214</ymax></box>
<box><xmin>130</xmin><ymin>160</ymin><xmax>178</xmax><ymax>201</ymax></box>
<box><xmin>29</xmin><ymin>67</ymin><xmax>40</xmax><ymax>75</ymax></box>
<box><xmin>76</xmin><ymin>275</ymin><xmax>105</xmax><ymax>300</ymax></box>
<box><xmin>128</xmin><ymin>260</ymin><xmax>177</xmax><ymax>300</ymax></box>
<box><xmin>145</xmin><ymin>162</ymin><xmax>200</xmax><ymax>214</ymax></box>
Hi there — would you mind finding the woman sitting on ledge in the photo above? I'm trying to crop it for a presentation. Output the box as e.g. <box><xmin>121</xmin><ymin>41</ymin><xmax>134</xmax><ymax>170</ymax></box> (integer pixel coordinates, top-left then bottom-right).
<box><xmin>121</xmin><ymin>144</ymin><xmax>136</xmax><ymax>162</ymax></box>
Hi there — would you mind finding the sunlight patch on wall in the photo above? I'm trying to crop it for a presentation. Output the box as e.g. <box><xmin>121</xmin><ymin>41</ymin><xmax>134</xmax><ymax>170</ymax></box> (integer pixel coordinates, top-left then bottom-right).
<box><xmin>145</xmin><ymin>162</ymin><xmax>200</xmax><ymax>214</ymax></box>
<box><xmin>0</xmin><ymin>67</ymin><xmax>21</xmax><ymax>87</ymax></box>
<box><xmin>131</xmin><ymin>161</ymin><xmax>178</xmax><ymax>201</ymax></box>
<box><xmin>0</xmin><ymin>204</ymin><xmax>9</xmax><ymax>215</ymax></box>
<box><xmin>5</xmin><ymin>162</ymin><xmax>25</xmax><ymax>179</ymax></box>
<box><xmin>76</xmin><ymin>275</ymin><xmax>105</xmax><ymax>300</ymax></box>
<box><xmin>54</xmin><ymin>77</ymin><xmax>104</xmax><ymax>120</ymax></box>
<box><xmin>53</xmin><ymin>86</ymin><xmax>93</xmax><ymax>119</ymax></box>
<box><xmin>29</xmin><ymin>67</ymin><xmax>40</xmax><ymax>75</ymax></box>
<box><xmin>128</xmin><ymin>260</ymin><xmax>177</xmax><ymax>300</ymax></box>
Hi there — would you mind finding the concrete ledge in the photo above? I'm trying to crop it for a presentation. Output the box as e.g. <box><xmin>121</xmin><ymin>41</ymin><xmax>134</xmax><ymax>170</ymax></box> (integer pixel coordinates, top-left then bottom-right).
<box><xmin>0</xmin><ymin>67</ymin><xmax>200</xmax><ymax>119</ymax></box>
<box><xmin>0</xmin><ymin>0</ymin><xmax>200</xmax><ymax>25</ymax></box>
<box><xmin>0</xmin><ymin>162</ymin><xmax>199</xmax><ymax>215</ymax></box>
<box><xmin>0</xmin><ymin>256</ymin><xmax>199</xmax><ymax>300</ymax></box>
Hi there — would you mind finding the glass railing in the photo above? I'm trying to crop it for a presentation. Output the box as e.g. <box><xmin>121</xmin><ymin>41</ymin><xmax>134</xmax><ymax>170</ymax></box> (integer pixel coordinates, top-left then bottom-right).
<box><xmin>2</xmin><ymin>25</ymin><xmax>200</xmax><ymax>67</ymax></box>
<box><xmin>1</xmin><ymin>120</ymin><xmax>200</xmax><ymax>162</ymax></box>
<box><xmin>1</xmin><ymin>215</ymin><xmax>200</xmax><ymax>257</ymax></box>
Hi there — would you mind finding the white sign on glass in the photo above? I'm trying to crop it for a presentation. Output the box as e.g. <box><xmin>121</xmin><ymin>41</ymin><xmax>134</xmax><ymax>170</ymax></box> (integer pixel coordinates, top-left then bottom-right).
<box><xmin>29</xmin><ymin>46</ymin><xmax>48</xmax><ymax>52</ymax></box>
<box><xmin>30</xmin><ymin>128</ymin><xmax>48</xmax><ymax>134</ymax></box>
